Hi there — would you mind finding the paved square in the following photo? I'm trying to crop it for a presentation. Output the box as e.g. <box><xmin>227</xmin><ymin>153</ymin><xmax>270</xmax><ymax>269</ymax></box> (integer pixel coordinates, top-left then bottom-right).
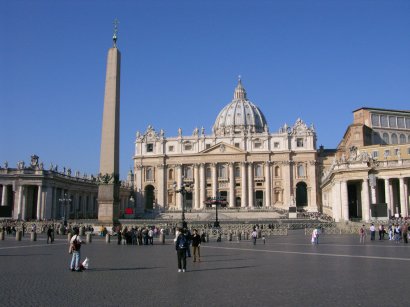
<box><xmin>0</xmin><ymin>230</ymin><xmax>409</xmax><ymax>306</ymax></box>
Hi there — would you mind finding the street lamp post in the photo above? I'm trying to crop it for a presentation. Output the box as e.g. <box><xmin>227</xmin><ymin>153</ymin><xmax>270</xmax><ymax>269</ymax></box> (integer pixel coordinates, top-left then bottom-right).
<box><xmin>173</xmin><ymin>181</ymin><xmax>193</xmax><ymax>229</ymax></box>
<box><xmin>205</xmin><ymin>196</ymin><xmax>228</xmax><ymax>228</ymax></box>
<box><xmin>58</xmin><ymin>193</ymin><xmax>72</xmax><ymax>226</ymax></box>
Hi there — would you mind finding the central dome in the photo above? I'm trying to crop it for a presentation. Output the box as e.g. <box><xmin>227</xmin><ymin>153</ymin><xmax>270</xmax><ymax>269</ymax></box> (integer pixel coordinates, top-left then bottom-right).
<box><xmin>213</xmin><ymin>79</ymin><xmax>268</xmax><ymax>135</ymax></box>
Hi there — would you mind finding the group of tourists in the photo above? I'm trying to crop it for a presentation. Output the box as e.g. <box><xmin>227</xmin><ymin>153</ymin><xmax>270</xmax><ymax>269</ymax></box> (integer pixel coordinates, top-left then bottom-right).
<box><xmin>360</xmin><ymin>222</ymin><xmax>409</xmax><ymax>244</ymax></box>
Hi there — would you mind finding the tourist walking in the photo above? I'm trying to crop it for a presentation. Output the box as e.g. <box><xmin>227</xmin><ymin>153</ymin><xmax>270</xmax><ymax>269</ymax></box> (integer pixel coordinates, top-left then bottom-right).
<box><xmin>402</xmin><ymin>223</ymin><xmax>408</xmax><ymax>244</ymax></box>
<box><xmin>311</xmin><ymin>227</ymin><xmax>319</xmax><ymax>245</ymax></box>
<box><xmin>359</xmin><ymin>225</ymin><xmax>366</xmax><ymax>244</ymax></box>
<box><xmin>69</xmin><ymin>228</ymin><xmax>84</xmax><ymax>272</ymax></box>
<box><xmin>251</xmin><ymin>229</ymin><xmax>257</xmax><ymax>245</ymax></box>
<box><xmin>175</xmin><ymin>228</ymin><xmax>189</xmax><ymax>272</ymax></box>
<box><xmin>47</xmin><ymin>225</ymin><xmax>54</xmax><ymax>244</ymax></box>
<box><xmin>191</xmin><ymin>229</ymin><xmax>201</xmax><ymax>262</ymax></box>
<box><xmin>370</xmin><ymin>223</ymin><xmax>376</xmax><ymax>241</ymax></box>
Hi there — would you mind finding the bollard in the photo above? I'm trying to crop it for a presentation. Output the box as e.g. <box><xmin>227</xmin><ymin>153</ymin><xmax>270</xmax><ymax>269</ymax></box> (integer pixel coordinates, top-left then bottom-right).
<box><xmin>0</xmin><ymin>231</ymin><xmax>5</xmax><ymax>240</ymax></box>
<box><xmin>31</xmin><ymin>232</ymin><xmax>37</xmax><ymax>241</ymax></box>
<box><xmin>205</xmin><ymin>233</ymin><xmax>209</xmax><ymax>243</ymax></box>
<box><xmin>105</xmin><ymin>233</ymin><xmax>111</xmax><ymax>243</ymax></box>
<box><xmin>16</xmin><ymin>231</ymin><xmax>22</xmax><ymax>241</ymax></box>
<box><xmin>159</xmin><ymin>233</ymin><xmax>165</xmax><ymax>244</ymax></box>
<box><xmin>245</xmin><ymin>232</ymin><xmax>249</xmax><ymax>240</ymax></box>
<box><xmin>67</xmin><ymin>233</ymin><xmax>72</xmax><ymax>243</ymax></box>
<box><xmin>228</xmin><ymin>233</ymin><xmax>232</xmax><ymax>241</ymax></box>
<box><xmin>237</xmin><ymin>232</ymin><xmax>241</xmax><ymax>241</ymax></box>
<box><xmin>86</xmin><ymin>233</ymin><xmax>92</xmax><ymax>243</ymax></box>
<box><xmin>257</xmin><ymin>229</ymin><xmax>262</xmax><ymax>239</ymax></box>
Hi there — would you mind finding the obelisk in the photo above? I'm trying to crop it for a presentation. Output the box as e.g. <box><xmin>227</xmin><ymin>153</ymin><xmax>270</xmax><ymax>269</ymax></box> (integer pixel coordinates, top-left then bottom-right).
<box><xmin>98</xmin><ymin>20</ymin><xmax>121</xmax><ymax>223</ymax></box>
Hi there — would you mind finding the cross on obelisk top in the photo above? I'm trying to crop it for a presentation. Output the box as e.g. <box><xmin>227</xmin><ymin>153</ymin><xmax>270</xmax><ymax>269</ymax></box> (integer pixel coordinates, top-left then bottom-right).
<box><xmin>113</xmin><ymin>18</ymin><xmax>119</xmax><ymax>48</ymax></box>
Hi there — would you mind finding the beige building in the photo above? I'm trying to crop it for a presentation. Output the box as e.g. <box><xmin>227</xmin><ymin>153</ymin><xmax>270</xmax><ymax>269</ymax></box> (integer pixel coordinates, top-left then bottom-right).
<box><xmin>0</xmin><ymin>155</ymin><xmax>133</xmax><ymax>220</ymax></box>
<box><xmin>320</xmin><ymin>108</ymin><xmax>410</xmax><ymax>221</ymax></box>
<box><xmin>133</xmin><ymin>80</ymin><xmax>319</xmax><ymax>213</ymax></box>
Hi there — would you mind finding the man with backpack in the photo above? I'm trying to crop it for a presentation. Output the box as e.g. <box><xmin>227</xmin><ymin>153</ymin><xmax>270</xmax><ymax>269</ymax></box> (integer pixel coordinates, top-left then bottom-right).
<box><xmin>69</xmin><ymin>228</ymin><xmax>84</xmax><ymax>272</ymax></box>
<box><xmin>175</xmin><ymin>228</ymin><xmax>189</xmax><ymax>272</ymax></box>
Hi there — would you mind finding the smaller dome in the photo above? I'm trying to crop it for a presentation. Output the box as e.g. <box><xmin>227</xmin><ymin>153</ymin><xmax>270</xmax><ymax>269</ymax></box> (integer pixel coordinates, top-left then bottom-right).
<box><xmin>213</xmin><ymin>79</ymin><xmax>268</xmax><ymax>135</ymax></box>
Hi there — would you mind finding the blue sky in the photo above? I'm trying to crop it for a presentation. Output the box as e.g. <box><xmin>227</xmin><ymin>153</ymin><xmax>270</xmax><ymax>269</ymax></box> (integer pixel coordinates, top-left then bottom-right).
<box><xmin>1</xmin><ymin>0</ymin><xmax>409</xmax><ymax>179</ymax></box>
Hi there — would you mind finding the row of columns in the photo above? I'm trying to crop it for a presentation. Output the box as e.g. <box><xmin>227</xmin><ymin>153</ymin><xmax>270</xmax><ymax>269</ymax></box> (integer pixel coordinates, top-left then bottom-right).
<box><xmin>335</xmin><ymin>176</ymin><xmax>409</xmax><ymax>222</ymax></box>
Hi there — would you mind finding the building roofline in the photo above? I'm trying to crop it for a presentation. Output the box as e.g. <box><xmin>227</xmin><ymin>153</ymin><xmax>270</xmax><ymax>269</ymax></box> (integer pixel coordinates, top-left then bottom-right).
<box><xmin>353</xmin><ymin>107</ymin><xmax>410</xmax><ymax>114</ymax></box>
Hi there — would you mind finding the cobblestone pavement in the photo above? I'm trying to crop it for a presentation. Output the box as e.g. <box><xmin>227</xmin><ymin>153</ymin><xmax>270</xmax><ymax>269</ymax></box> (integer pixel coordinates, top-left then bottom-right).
<box><xmin>0</xmin><ymin>230</ymin><xmax>409</xmax><ymax>307</ymax></box>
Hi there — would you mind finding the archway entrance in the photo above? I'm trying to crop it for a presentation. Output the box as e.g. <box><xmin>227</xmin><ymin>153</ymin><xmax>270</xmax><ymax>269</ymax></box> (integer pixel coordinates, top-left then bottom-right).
<box><xmin>255</xmin><ymin>191</ymin><xmax>264</xmax><ymax>207</ymax></box>
<box><xmin>235</xmin><ymin>197</ymin><xmax>241</xmax><ymax>207</ymax></box>
<box><xmin>144</xmin><ymin>185</ymin><xmax>155</xmax><ymax>210</ymax></box>
<box><xmin>185</xmin><ymin>191</ymin><xmax>193</xmax><ymax>210</ymax></box>
<box><xmin>348</xmin><ymin>182</ymin><xmax>362</xmax><ymax>220</ymax></box>
<box><xmin>296</xmin><ymin>182</ymin><xmax>307</xmax><ymax>207</ymax></box>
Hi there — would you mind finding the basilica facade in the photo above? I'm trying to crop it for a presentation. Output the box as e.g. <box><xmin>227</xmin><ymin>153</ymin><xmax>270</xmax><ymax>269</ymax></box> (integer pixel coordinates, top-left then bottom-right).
<box><xmin>133</xmin><ymin>80</ymin><xmax>319</xmax><ymax>213</ymax></box>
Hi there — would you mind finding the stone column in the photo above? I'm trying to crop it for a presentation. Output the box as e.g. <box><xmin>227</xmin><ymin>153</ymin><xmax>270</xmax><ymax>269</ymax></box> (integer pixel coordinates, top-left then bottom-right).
<box><xmin>370</xmin><ymin>185</ymin><xmax>377</xmax><ymax>205</ymax></box>
<box><xmin>282</xmin><ymin>161</ymin><xmax>291</xmax><ymax>206</ymax></box>
<box><xmin>384</xmin><ymin>178</ymin><xmax>392</xmax><ymax>216</ymax></box>
<box><xmin>308</xmin><ymin>161</ymin><xmax>317</xmax><ymax>211</ymax></box>
<box><xmin>1</xmin><ymin>185</ymin><xmax>7</xmax><ymax>206</ymax></box>
<box><xmin>399</xmin><ymin>178</ymin><xmax>408</xmax><ymax>217</ymax></box>
<box><xmin>211</xmin><ymin>163</ymin><xmax>217</xmax><ymax>198</ymax></box>
<box><xmin>229</xmin><ymin>162</ymin><xmax>235</xmax><ymax>208</ymax></box>
<box><xmin>341</xmin><ymin>180</ymin><xmax>349</xmax><ymax>221</ymax></box>
<box><xmin>265</xmin><ymin>162</ymin><xmax>271</xmax><ymax>207</ymax></box>
<box><xmin>36</xmin><ymin>185</ymin><xmax>43</xmax><ymax>220</ymax></box>
<box><xmin>199</xmin><ymin>163</ymin><xmax>206</xmax><ymax>209</ymax></box>
<box><xmin>241</xmin><ymin>162</ymin><xmax>247</xmax><ymax>207</ymax></box>
<box><xmin>332</xmin><ymin>181</ymin><xmax>341</xmax><ymax>222</ymax></box>
<box><xmin>157</xmin><ymin>164</ymin><xmax>165</xmax><ymax>209</ymax></box>
<box><xmin>176</xmin><ymin>165</ymin><xmax>183</xmax><ymax>210</ymax></box>
<box><xmin>194</xmin><ymin>164</ymin><xmax>200</xmax><ymax>209</ymax></box>
<box><xmin>248</xmin><ymin>162</ymin><xmax>254</xmax><ymax>208</ymax></box>
<box><xmin>14</xmin><ymin>185</ymin><xmax>24</xmax><ymax>220</ymax></box>
<box><xmin>361</xmin><ymin>179</ymin><xmax>370</xmax><ymax>222</ymax></box>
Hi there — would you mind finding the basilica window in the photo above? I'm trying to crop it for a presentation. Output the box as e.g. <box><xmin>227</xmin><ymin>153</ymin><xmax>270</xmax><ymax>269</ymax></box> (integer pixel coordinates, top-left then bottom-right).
<box><xmin>380</xmin><ymin>115</ymin><xmax>388</xmax><ymax>128</ymax></box>
<box><xmin>206</xmin><ymin>167</ymin><xmax>211</xmax><ymax>178</ymax></box>
<box><xmin>168</xmin><ymin>145</ymin><xmax>174</xmax><ymax>152</ymax></box>
<box><xmin>168</xmin><ymin>169</ymin><xmax>174</xmax><ymax>180</ymax></box>
<box><xmin>254</xmin><ymin>142</ymin><xmax>262</xmax><ymax>149</ymax></box>
<box><xmin>146</xmin><ymin>143</ymin><xmax>154</xmax><ymax>152</ymax></box>
<box><xmin>296</xmin><ymin>138</ymin><xmax>304</xmax><ymax>147</ymax></box>
<box><xmin>406</xmin><ymin>118</ymin><xmax>410</xmax><ymax>129</ymax></box>
<box><xmin>382</xmin><ymin>133</ymin><xmax>389</xmax><ymax>144</ymax></box>
<box><xmin>218</xmin><ymin>165</ymin><xmax>227</xmax><ymax>179</ymax></box>
<box><xmin>184</xmin><ymin>143</ymin><xmax>192</xmax><ymax>151</ymax></box>
<box><xmin>384</xmin><ymin>150</ymin><xmax>390</xmax><ymax>158</ymax></box>
<box><xmin>391</xmin><ymin>133</ymin><xmax>398</xmax><ymax>144</ymax></box>
<box><xmin>399</xmin><ymin>134</ymin><xmax>406</xmax><ymax>144</ymax></box>
<box><xmin>372</xmin><ymin>151</ymin><xmax>379</xmax><ymax>159</ymax></box>
<box><xmin>297</xmin><ymin>164</ymin><xmax>305</xmax><ymax>177</ymax></box>
<box><xmin>274</xmin><ymin>142</ymin><xmax>280</xmax><ymax>148</ymax></box>
<box><xmin>397</xmin><ymin>117</ymin><xmax>405</xmax><ymax>129</ymax></box>
<box><xmin>254</xmin><ymin>164</ymin><xmax>263</xmax><ymax>177</ymax></box>
<box><xmin>371</xmin><ymin>114</ymin><xmax>380</xmax><ymax>126</ymax></box>
<box><xmin>389</xmin><ymin>116</ymin><xmax>397</xmax><ymax>128</ymax></box>
<box><xmin>184</xmin><ymin>166</ymin><xmax>193</xmax><ymax>179</ymax></box>
<box><xmin>235</xmin><ymin>143</ymin><xmax>240</xmax><ymax>148</ymax></box>
<box><xmin>146</xmin><ymin>167</ymin><xmax>154</xmax><ymax>181</ymax></box>
<box><xmin>394</xmin><ymin>148</ymin><xmax>400</xmax><ymax>156</ymax></box>
<box><xmin>206</xmin><ymin>144</ymin><xmax>211</xmax><ymax>149</ymax></box>
<box><xmin>235</xmin><ymin>166</ymin><xmax>241</xmax><ymax>178</ymax></box>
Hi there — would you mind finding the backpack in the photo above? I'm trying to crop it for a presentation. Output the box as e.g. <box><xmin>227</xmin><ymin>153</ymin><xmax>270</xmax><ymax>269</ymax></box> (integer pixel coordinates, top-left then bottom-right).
<box><xmin>72</xmin><ymin>235</ymin><xmax>81</xmax><ymax>251</ymax></box>
<box><xmin>178</xmin><ymin>234</ymin><xmax>188</xmax><ymax>249</ymax></box>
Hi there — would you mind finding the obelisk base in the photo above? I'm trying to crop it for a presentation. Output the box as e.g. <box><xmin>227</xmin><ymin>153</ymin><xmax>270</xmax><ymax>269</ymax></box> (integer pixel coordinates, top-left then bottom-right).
<box><xmin>98</xmin><ymin>184</ymin><xmax>120</xmax><ymax>223</ymax></box>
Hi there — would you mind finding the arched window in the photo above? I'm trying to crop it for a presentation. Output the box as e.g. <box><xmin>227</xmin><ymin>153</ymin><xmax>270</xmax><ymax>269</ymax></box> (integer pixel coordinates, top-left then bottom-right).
<box><xmin>297</xmin><ymin>164</ymin><xmax>305</xmax><ymax>177</ymax></box>
<box><xmin>254</xmin><ymin>164</ymin><xmax>263</xmax><ymax>177</ymax></box>
<box><xmin>391</xmin><ymin>133</ymin><xmax>398</xmax><ymax>144</ymax></box>
<box><xmin>382</xmin><ymin>133</ymin><xmax>389</xmax><ymax>144</ymax></box>
<box><xmin>146</xmin><ymin>167</ymin><xmax>153</xmax><ymax>181</ymax></box>
<box><xmin>168</xmin><ymin>169</ymin><xmax>174</xmax><ymax>180</ymax></box>
<box><xmin>275</xmin><ymin>166</ymin><xmax>280</xmax><ymax>177</ymax></box>
<box><xmin>399</xmin><ymin>134</ymin><xmax>406</xmax><ymax>144</ymax></box>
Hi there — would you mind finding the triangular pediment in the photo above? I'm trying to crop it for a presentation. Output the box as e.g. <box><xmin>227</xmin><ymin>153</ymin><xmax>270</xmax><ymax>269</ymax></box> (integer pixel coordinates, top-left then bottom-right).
<box><xmin>200</xmin><ymin>142</ymin><xmax>245</xmax><ymax>154</ymax></box>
